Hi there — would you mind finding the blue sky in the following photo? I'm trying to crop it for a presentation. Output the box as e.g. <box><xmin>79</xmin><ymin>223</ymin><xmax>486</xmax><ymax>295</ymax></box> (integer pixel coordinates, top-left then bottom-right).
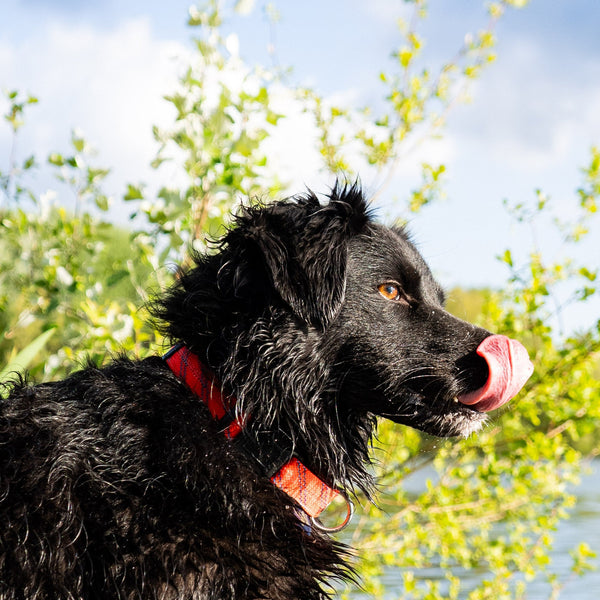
<box><xmin>1</xmin><ymin>0</ymin><xmax>599</xmax><ymax>333</ymax></box>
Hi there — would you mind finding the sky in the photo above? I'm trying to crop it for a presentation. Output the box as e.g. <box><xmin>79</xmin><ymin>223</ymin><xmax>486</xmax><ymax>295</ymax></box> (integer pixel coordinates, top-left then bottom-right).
<box><xmin>1</xmin><ymin>0</ymin><xmax>599</xmax><ymax>334</ymax></box>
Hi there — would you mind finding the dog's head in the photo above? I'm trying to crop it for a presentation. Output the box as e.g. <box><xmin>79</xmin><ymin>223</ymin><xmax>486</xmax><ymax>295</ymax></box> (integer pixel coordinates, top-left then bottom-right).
<box><xmin>156</xmin><ymin>184</ymin><xmax>532</xmax><ymax>449</ymax></box>
<box><xmin>334</xmin><ymin>220</ymin><xmax>534</xmax><ymax>438</ymax></box>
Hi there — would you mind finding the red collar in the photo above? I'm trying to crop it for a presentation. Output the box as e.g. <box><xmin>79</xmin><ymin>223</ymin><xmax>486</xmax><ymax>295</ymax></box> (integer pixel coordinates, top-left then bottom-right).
<box><xmin>163</xmin><ymin>344</ymin><xmax>350</xmax><ymax>526</ymax></box>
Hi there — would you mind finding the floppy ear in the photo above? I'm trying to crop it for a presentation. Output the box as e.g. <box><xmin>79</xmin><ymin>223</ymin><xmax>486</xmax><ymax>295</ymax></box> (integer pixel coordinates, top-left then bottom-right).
<box><xmin>236</xmin><ymin>184</ymin><xmax>371</xmax><ymax>327</ymax></box>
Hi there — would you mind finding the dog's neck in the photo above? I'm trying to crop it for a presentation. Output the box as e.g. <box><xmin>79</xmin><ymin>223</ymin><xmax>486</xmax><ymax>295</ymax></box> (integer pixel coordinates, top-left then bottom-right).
<box><xmin>163</xmin><ymin>343</ymin><xmax>343</xmax><ymax>521</ymax></box>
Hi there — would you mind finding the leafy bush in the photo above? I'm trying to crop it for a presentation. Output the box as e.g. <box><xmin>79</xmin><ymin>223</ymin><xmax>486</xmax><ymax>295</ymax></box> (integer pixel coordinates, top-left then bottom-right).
<box><xmin>1</xmin><ymin>1</ymin><xmax>598</xmax><ymax>598</ymax></box>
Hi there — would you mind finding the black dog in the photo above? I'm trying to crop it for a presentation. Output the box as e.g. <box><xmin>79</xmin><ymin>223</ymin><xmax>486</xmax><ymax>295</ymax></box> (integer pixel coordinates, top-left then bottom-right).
<box><xmin>0</xmin><ymin>185</ymin><xmax>532</xmax><ymax>599</ymax></box>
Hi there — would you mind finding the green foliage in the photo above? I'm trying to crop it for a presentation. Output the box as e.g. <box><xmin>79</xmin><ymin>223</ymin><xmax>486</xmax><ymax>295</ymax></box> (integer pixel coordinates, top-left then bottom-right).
<box><xmin>127</xmin><ymin>0</ymin><xmax>285</xmax><ymax>262</ymax></box>
<box><xmin>1</xmin><ymin>1</ymin><xmax>598</xmax><ymax>598</ymax></box>
<box><xmin>1</xmin><ymin>90</ymin><xmax>38</xmax><ymax>205</ymax></box>
<box><xmin>0</xmin><ymin>92</ymin><xmax>161</xmax><ymax>379</ymax></box>
<box><xmin>0</xmin><ymin>328</ymin><xmax>55</xmax><ymax>392</ymax></box>
<box><xmin>3</xmin><ymin>89</ymin><xmax>38</xmax><ymax>134</ymax></box>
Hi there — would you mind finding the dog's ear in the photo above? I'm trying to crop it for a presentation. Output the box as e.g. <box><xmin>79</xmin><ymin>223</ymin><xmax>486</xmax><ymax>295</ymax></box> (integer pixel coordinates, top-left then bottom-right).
<box><xmin>234</xmin><ymin>183</ymin><xmax>371</xmax><ymax>327</ymax></box>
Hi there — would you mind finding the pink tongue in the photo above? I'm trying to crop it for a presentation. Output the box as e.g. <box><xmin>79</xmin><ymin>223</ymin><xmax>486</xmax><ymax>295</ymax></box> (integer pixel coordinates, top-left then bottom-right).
<box><xmin>458</xmin><ymin>335</ymin><xmax>534</xmax><ymax>413</ymax></box>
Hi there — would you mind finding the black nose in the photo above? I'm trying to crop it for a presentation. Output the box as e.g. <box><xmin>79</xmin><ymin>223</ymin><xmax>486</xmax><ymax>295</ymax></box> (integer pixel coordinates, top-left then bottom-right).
<box><xmin>456</xmin><ymin>350</ymin><xmax>489</xmax><ymax>393</ymax></box>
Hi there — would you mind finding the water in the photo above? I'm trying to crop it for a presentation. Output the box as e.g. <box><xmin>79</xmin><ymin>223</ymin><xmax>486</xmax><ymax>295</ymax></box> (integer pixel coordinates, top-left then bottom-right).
<box><xmin>344</xmin><ymin>460</ymin><xmax>600</xmax><ymax>599</ymax></box>
<box><xmin>536</xmin><ymin>461</ymin><xmax>600</xmax><ymax>599</ymax></box>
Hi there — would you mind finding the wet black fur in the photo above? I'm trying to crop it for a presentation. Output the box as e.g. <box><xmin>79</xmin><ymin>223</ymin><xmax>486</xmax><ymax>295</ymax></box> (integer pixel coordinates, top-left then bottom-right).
<box><xmin>1</xmin><ymin>184</ymin><xmax>493</xmax><ymax>599</ymax></box>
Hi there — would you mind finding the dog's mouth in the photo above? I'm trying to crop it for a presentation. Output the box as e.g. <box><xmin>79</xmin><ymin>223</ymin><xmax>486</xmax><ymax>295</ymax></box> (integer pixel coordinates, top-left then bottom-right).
<box><xmin>379</xmin><ymin>335</ymin><xmax>534</xmax><ymax>438</ymax></box>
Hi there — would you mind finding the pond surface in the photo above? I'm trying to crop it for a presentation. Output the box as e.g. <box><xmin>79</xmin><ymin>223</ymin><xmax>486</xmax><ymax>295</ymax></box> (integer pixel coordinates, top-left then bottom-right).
<box><xmin>536</xmin><ymin>460</ymin><xmax>600</xmax><ymax>599</ymax></box>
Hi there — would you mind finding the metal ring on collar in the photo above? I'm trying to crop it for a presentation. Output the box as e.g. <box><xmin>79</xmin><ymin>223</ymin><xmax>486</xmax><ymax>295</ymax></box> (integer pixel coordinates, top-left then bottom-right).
<box><xmin>309</xmin><ymin>494</ymin><xmax>354</xmax><ymax>533</ymax></box>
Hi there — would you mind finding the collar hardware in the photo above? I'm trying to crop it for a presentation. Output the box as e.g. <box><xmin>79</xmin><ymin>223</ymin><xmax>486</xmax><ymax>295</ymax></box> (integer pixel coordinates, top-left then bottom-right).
<box><xmin>310</xmin><ymin>493</ymin><xmax>355</xmax><ymax>533</ymax></box>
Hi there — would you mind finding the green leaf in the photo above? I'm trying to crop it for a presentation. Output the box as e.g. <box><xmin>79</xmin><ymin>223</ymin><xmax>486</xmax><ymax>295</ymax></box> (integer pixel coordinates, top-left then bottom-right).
<box><xmin>48</xmin><ymin>153</ymin><xmax>65</xmax><ymax>166</ymax></box>
<box><xmin>72</xmin><ymin>136</ymin><xmax>86</xmax><ymax>153</ymax></box>
<box><xmin>95</xmin><ymin>194</ymin><xmax>110</xmax><ymax>211</ymax></box>
<box><xmin>106</xmin><ymin>270</ymin><xmax>129</xmax><ymax>287</ymax></box>
<box><xmin>501</xmin><ymin>249</ymin><xmax>514</xmax><ymax>267</ymax></box>
<box><xmin>0</xmin><ymin>328</ymin><xmax>56</xmax><ymax>384</ymax></box>
<box><xmin>124</xmin><ymin>184</ymin><xmax>145</xmax><ymax>201</ymax></box>
<box><xmin>22</xmin><ymin>155</ymin><xmax>36</xmax><ymax>170</ymax></box>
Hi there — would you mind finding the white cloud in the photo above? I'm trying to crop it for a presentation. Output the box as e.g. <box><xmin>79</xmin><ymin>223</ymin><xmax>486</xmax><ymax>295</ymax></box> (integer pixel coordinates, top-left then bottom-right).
<box><xmin>451</xmin><ymin>36</ymin><xmax>600</xmax><ymax>174</ymax></box>
<box><xmin>261</xmin><ymin>88</ymin><xmax>324</xmax><ymax>192</ymax></box>
<box><xmin>1</xmin><ymin>18</ymin><xmax>188</xmax><ymax>215</ymax></box>
<box><xmin>361</xmin><ymin>0</ymin><xmax>413</xmax><ymax>26</ymax></box>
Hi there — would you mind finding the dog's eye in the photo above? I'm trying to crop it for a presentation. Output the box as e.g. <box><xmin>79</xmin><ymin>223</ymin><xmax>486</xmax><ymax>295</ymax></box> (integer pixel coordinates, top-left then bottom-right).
<box><xmin>378</xmin><ymin>282</ymin><xmax>405</xmax><ymax>303</ymax></box>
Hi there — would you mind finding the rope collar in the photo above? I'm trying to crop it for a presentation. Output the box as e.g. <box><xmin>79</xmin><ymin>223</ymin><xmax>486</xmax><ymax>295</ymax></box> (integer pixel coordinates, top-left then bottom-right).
<box><xmin>163</xmin><ymin>344</ymin><xmax>353</xmax><ymax>530</ymax></box>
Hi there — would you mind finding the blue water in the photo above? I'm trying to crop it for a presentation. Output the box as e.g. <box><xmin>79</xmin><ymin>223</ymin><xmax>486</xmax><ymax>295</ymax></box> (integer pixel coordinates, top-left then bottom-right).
<box><xmin>343</xmin><ymin>460</ymin><xmax>600</xmax><ymax>599</ymax></box>
<box><xmin>536</xmin><ymin>461</ymin><xmax>600</xmax><ymax>599</ymax></box>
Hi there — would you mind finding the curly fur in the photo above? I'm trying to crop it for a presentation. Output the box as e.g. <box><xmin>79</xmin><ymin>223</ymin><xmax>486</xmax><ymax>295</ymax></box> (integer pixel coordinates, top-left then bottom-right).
<box><xmin>1</xmin><ymin>183</ymin><xmax>492</xmax><ymax>599</ymax></box>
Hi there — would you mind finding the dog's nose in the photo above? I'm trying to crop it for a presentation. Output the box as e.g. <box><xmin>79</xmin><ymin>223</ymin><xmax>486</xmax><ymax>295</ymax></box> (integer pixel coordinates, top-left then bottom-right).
<box><xmin>457</xmin><ymin>335</ymin><xmax>534</xmax><ymax>412</ymax></box>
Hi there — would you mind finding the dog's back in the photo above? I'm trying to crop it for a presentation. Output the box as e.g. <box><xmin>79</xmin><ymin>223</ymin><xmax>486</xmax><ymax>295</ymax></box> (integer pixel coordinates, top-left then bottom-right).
<box><xmin>1</xmin><ymin>357</ymin><xmax>345</xmax><ymax>599</ymax></box>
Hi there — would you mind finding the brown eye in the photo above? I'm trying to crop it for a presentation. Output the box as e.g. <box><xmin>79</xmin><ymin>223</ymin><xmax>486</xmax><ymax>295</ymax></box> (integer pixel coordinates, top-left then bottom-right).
<box><xmin>378</xmin><ymin>282</ymin><xmax>402</xmax><ymax>302</ymax></box>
